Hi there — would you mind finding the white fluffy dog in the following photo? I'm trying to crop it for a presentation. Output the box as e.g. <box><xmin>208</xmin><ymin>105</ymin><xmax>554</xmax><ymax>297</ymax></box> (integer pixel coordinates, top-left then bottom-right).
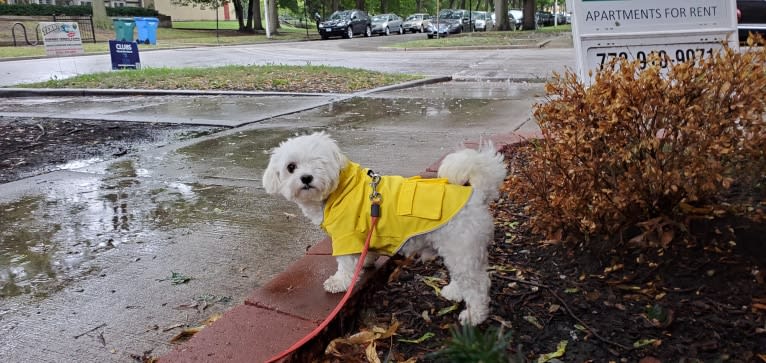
<box><xmin>262</xmin><ymin>132</ymin><xmax>506</xmax><ymax>325</ymax></box>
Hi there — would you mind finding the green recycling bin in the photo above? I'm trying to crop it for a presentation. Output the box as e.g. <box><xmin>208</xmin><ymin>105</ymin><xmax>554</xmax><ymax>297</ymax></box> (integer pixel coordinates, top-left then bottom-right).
<box><xmin>113</xmin><ymin>18</ymin><xmax>136</xmax><ymax>42</ymax></box>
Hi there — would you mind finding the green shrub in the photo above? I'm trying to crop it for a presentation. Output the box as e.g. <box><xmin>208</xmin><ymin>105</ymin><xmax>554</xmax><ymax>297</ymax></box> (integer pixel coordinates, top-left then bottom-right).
<box><xmin>507</xmin><ymin>36</ymin><xmax>766</xmax><ymax>247</ymax></box>
<box><xmin>428</xmin><ymin>325</ymin><xmax>519</xmax><ymax>363</ymax></box>
<box><xmin>0</xmin><ymin>4</ymin><xmax>159</xmax><ymax>17</ymax></box>
<box><xmin>106</xmin><ymin>6</ymin><xmax>160</xmax><ymax>17</ymax></box>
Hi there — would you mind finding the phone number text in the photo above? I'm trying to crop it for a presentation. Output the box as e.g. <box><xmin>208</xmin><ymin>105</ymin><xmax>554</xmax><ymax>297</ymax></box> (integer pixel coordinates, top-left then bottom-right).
<box><xmin>589</xmin><ymin>44</ymin><xmax>721</xmax><ymax>70</ymax></box>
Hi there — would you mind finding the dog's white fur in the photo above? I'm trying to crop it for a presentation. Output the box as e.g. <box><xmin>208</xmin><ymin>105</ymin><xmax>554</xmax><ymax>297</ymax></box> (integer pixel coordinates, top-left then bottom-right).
<box><xmin>262</xmin><ymin>132</ymin><xmax>506</xmax><ymax>325</ymax></box>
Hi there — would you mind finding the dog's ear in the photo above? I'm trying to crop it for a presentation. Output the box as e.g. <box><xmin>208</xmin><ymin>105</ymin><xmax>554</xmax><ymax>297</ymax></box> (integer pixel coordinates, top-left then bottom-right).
<box><xmin>262</xmin><ymin>156</ymin><xmax>281</xmax><ymax>194</ymax></box>
<box><xmin>314</xmin><ymin>132</ymin><xmax>347</xmax><ymax>171</ymax></box>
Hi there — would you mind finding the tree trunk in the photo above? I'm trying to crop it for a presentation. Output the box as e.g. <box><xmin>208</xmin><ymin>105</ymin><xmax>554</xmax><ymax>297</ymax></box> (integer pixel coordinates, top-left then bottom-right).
<box><xmin>415</xmin><ymin>0</ymin><xmax>422</xmax><ymax>12</ymax></box>
<box><xmin>231</xmin><ymin>0</ymin><xmax>246</xmax><ymax>31</ymax></box>
<box><xmin>268</xmin><ymin>0</ymin><xmax>278</xmax><ymax>34</ymax></box>
<box><xmin>246</xmin><ymin>0</ymin><xmax>263</xmax><ymax>31</ymax></box>
<box><xmin>254</xmin><ymin>0</ymin><xmax>263</xmax><ymax>30</ymax></box>
<box><xmin>356</xmin><ymin>0</ymin><xmax>365</xmax><ymax>11</ymax></box>
<box><xmin>494</xmin><ymin>0</ymin><xmax>510</xmax><ymax>30</ymax></box>
<box><xmin>91</xmin><ymin>0</ymin><xmax>110</xmax><ymax>30</ymax></box>
<box><xmin>523</xmin><ymin>0</ymin><xmax>536</xmax><ymax>30</ymax></box>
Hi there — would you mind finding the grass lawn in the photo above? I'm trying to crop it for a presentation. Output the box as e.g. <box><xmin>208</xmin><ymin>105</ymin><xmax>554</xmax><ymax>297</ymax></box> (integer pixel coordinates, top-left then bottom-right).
<box><xmin>0</xmin><ymin>23</ymin><xmax>318</xmax><ymax>59</ymax></box>
<box><xmin>10</xmin><ymin>64</ymin><xmax>422</xmax><ymax>93</ymax></box>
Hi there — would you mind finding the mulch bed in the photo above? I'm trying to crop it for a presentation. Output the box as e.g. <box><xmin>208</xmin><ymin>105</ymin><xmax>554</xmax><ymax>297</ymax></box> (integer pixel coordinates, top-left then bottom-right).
<box><xmin>326</xmin><ymin>144</ymin><xmax>766</xmax><ymax>362</ymax></box>
<box><xmin>0</xmin><ymin>117</ymin><xmax>222</xmax><ymax>184</ymax></box>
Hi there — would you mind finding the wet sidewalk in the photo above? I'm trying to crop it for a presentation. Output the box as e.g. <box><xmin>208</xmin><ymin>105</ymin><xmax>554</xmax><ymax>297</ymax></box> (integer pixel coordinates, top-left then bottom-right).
<box><xmin>157</xmin><ymin>132</ymin><xmax>531</xmax><ymax>362</ymax></box>
<box><xmin>0</xmin><ymin>80</ymin><xmax>544</xmax><ymax>362</ymax></box>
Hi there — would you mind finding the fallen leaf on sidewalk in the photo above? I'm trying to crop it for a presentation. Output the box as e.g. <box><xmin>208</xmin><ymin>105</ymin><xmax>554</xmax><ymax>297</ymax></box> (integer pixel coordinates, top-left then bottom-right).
<box><xmin>169</xmin><ymin>271</ymin><xmax>192</xmax><ymax>285</ymax></box>
<box><xmin>169</xmin><ymin>313</ymin><xmax>221</xmax><ymax>343</ymax></box>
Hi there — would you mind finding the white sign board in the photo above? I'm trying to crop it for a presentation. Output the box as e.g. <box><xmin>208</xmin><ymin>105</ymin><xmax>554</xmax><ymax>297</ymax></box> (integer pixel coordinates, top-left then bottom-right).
<box><xmin>40</xmin><ymin>22</ymin><xmax>84</xmax><ymax>57</ymax></box>
<box><xmin>571</xmin><ymin>0</ymin><xmax>738</xmax><ymax>82</ymax></box>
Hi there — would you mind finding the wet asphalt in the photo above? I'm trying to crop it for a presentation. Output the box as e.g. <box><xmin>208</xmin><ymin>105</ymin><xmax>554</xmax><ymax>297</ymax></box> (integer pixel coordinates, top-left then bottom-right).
<box><xmin>0</xmin><ymin>34</ymin><xmax>572</xmax><ymax>362</ymax></box>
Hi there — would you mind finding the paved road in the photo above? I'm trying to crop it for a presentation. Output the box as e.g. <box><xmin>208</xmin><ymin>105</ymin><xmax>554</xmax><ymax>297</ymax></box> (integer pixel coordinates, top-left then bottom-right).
<box><xmin>0</xmin><ymin>33</ymin><xmax>575</xmax><ymax>86</ymax></box>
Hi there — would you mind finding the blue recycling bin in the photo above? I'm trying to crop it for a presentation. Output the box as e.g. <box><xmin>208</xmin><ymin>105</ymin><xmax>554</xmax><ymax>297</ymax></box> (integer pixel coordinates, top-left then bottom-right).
<box><xmin>134</xmin><ymin>17</ymin><xmax>159</xmax><ymax>45</ymax></box>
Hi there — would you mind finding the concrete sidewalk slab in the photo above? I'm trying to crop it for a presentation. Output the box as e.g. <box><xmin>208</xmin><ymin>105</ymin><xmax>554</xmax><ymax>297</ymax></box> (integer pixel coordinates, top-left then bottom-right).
<box><xmin>0</xmin><ymin>94</ymin><xmax>340</xmax><ymax>127</ymax></box>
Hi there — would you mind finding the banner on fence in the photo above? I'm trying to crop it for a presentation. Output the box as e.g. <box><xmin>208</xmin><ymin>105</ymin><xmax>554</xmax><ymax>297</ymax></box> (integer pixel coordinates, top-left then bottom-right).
<box><xmin>39</xmin><ymin>22</ymin><xmax>84</xmax><ymax>57</ymax></box>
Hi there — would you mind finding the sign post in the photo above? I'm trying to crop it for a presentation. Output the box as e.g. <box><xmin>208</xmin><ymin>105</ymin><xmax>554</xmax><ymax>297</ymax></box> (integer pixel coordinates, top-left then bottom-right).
<box><xmin>571</xmin><ymin>0</ymin><xmax>738</xmax><ymax>83</ymax></box>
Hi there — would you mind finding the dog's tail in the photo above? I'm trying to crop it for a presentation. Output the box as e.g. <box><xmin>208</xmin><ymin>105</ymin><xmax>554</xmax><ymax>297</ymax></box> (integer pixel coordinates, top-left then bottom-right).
<box><xmin>437</xmin><ymin>140</ymin><xmax>507</xmax><ymax>202</ymax></box>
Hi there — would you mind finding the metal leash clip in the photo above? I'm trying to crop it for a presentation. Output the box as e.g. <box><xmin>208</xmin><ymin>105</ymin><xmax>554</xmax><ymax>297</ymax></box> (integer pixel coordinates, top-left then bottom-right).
<box><xmin>367</xmin><ymin>170</ymin><xmax>382</xmax><ymax>218</ymax></box>
<box><xmin>367</xmin><ymin>169</ymin><xmax>382</xmax><ymax>203</ymax></box>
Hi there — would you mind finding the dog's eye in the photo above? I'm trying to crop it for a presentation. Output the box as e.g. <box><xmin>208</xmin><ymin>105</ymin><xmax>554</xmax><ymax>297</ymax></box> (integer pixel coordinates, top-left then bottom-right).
<box><xmin>287</xmin><ymin>163</ymin><xmax>296</xmax><ymax>174</ymax></box>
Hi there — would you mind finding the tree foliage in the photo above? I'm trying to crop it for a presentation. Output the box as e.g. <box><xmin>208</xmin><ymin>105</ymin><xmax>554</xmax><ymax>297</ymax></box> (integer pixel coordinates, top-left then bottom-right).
<box><xmin>168</xmin><ymin>0</ymin><xmax>568</xmax><ymax>31</ymax></box>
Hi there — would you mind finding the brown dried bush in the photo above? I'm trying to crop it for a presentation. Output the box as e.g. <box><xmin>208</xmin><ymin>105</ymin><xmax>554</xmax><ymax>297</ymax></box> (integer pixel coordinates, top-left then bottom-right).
<box><xmin>507</xmin><ymin>37</ymin><xmax>766</xmax><ymax>247</ymax></box>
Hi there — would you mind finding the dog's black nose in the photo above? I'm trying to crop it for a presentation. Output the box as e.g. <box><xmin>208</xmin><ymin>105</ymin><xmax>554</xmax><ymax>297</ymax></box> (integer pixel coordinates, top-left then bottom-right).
<box><xmin>300</xmin><ymin>174</ymin><xmax>313</xmax><ymax>185</ymax></box>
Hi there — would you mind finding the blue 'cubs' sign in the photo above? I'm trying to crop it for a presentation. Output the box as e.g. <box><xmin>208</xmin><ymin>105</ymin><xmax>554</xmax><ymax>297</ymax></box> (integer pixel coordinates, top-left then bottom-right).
<box><xmin>109</xmin><ymin>40</ymin><xmax>141</xmax><ymax>70</ymax></box>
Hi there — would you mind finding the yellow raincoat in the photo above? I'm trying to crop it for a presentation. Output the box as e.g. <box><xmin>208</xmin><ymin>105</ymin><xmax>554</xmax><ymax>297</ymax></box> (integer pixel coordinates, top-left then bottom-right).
<box><xmin>322</xmin><ymin>162</ymin><xmax>472</xmax><ymax>256</ymax></box>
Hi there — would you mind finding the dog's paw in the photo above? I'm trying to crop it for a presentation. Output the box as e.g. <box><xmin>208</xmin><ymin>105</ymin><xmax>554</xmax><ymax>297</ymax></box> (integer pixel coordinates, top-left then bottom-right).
<box><xmin>417</xmin><ymin>248</ymin><xmax>438</xmax><ymax>263</ymax></box>
<box><xmin>323</xmin><ymin>275</ymin><xmax>350</xmax><ymax>293</ymax></box>
<box><xmin>440</xmin><ymin>282</ymin><xmax>463</xmax><ymax>302</ymax></box>
<box><xmin>363</xmin><ymin>254</ymin><xmax>377</xmax><ymax>268</ymax></box>
<box><xmin>459</xmin><ymin>307</ymin><xmax>488</xmax><ymax>326</ymax></box>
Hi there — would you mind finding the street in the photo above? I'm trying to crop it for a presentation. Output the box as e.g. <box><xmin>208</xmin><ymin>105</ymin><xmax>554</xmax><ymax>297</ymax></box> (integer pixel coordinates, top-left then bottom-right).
<box><xmin>0</xmin><ymin>33</ymin><xmax>575</xmax><ymax>86</ymax></box>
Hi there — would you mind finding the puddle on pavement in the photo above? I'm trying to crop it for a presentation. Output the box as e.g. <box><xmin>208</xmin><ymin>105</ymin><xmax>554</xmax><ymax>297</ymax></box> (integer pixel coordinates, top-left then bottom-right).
<box><xmin>0</xmin><ymin>158</ymin><xmax>251</xmax><ymax>299</ymax></box>
<box><xmin>1</xmin><ymin>91</ymin><xmax>534</xmax><ymax>300</ymax></box>
<box><xmin>376</xmin><ymin>81</ymin><xmax>546</xmax><ymax>100</ymax></box>
<box><xmin>311</xmin><ymin>96</ymin><xmax>537</xmax><ymax>132</ymax></box>
<box><xmin>174</xmin><ymin>94</ymin><xmax>534</xmax><ymax>174</ymax></box>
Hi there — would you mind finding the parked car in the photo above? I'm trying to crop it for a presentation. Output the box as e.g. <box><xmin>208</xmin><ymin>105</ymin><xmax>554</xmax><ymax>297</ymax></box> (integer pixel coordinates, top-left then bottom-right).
<box><xmin>426</xmin><ymin>9</ymin><xmax>465</xmax><ymax>38</ymax></box>
<box><xmin>737</xmin><ymin>0</ymin><xmax>766</xmax><ymax>42</ymax></box>
<box><xmin>371</xmin><ymin>13</ymin><xmax>404</xmax><ymax>35</ymax></box>
<box><xmin>402</xmin><ymin>13</ymin><xmax>431</xmax><ymax>33</ymax></box>
<box><xmin>508</xmin><ymin>9</ymin><xmax>523</xmax><ymax>30</ymax></box>
<box><xmin>457</xmin><ymin>9</ymin><xmax>477</xmax><ymax>31</ymax></box>
<box><xmin>473</xmin><ymin>11</ymin><xmax>493</xmax><ymax>31</ymax></box>
<box><xmin>536</xmin><ymin>11</ymin><xmax>554</xmax><ymax>27</ymax></box>
<box><xmin>317</xmin><ymin>10</ymin><xmax>372</xmax><ymax>39</ymax></box>
<box><xmin>556</xmin><ymin>12</ymin><xmax>567</xmax><ymax>25</ymax></box>
<box><xmin>438</xmin><ymin>9</ymin><xmax>475</xmax><ymax>31</ymax></box>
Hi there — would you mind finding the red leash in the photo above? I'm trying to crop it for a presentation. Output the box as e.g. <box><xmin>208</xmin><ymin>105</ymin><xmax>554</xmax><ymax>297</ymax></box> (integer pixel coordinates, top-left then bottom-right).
<box><xmin>265</xmin><ymin>195</ymin><xmax>381</xmax><ymax>363</ymax></box>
